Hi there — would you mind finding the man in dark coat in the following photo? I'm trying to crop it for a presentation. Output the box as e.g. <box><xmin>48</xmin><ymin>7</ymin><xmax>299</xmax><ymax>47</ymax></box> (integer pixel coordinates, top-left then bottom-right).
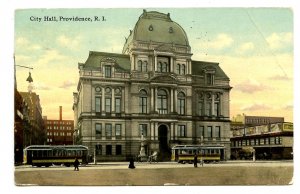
<box><xmin>128</xmin><ymin>157</ymin><xmax>135</xmax><ymax>169</ymax></box>
<box><xmin>194</xmin><ymin>153</ymin><xmax>198</xmax><ymax>168</ymax></box>
<box><xmin>74</xmin><ymin>157</ymin><xmax>80</xmax><ymax>171</ymax></box>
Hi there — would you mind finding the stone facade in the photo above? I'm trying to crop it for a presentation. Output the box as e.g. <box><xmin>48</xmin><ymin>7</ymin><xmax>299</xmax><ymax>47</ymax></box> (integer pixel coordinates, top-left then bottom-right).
<box><xmin>73</xmin><ymin>10</ymin><xmax>232</xmax><ymax>161</ymax></box>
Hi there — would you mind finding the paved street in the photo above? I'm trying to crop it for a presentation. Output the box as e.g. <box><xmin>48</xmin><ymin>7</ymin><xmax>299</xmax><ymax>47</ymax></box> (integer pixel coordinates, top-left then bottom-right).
<box><xmin>14</xmin><ymin>160</ymin><xmax>293</xmax><ymax>186</ymax></box>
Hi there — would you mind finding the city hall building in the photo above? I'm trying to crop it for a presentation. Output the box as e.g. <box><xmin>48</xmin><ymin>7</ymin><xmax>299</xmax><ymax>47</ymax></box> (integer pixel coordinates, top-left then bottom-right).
<box><xmin>73</xmin><ymin>10</ymin><xmax>232</xmax><ymax>161</ymax></box>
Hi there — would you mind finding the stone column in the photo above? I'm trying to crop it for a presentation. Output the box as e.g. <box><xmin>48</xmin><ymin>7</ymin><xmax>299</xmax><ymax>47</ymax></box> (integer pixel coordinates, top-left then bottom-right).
<box><xmin>155</xmin><ymin>87</ymin><xmax>158</xmax><ymax>112</ymax></box>
<box><xmin>101</xmin><ymin>87</ymin><xmax>105</xmax><ymax>113</ymax></box>
<box><xmin>170</xmin><ymin>57</ymin><xmax>173</xmax><ymax>73</ymax></box>
<box><xmin>170</xmin><ymin>88</ymin><xmax>174</xmax><ymax>112</ymax></box>
<box><xmin>151</xmin><ymin>87</ymin><xmax>154</xmax><ymax>112</ymax></box>
<box><xmin>174</xmin><ymin>123</ymin><xmax>177</xmax><ymax>140</ymax></box>
<box><xmin>170</xmin><ymin>123</ymin><xmax>174</xmax><ymax>140</ymax></box>
<box><xmin>112</xmin><ymin>88</ymin><xmax>115</xmax><ymax>113</ymax></box>
<box><xmin>154</xmin><ymin>55</ymin><xmax>157</xmax><ymax>72</ymax></box>
<box><xmin>174</xmin><ymin>89</ymin><xmax>178</xmax><ymax>113</ymax></box>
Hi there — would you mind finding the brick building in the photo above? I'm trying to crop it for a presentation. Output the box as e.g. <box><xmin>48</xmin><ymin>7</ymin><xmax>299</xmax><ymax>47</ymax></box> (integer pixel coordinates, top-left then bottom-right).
<box><xmin>19</xmin><ymin>91</ymin><xmax>46</xmax><ymax>146</ymax></box>
<box><xmin>46</xmin><ymin>106</ymin><xmax>74</xmax><ymax>145</ymax></box>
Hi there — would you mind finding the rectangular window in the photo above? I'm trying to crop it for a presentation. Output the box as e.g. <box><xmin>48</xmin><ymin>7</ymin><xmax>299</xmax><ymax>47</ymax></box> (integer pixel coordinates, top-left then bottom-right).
<box><xmin>95</xmin><ymin>96</ymin><xmax>101</xmax><ymax>113</ymax></box>
<box><xmin>106</xmin><ymin>145</ymin><xmax>112</xmax><ymax>155</ymax></box>
<box><xmin>214</xmin><ymin>102</ymin><xmax>219</xmax><ymax>116</ymax></box>
<box><xmin>115</xmin><ymin>124</ymin><xmax>121</xmax><ymax>138</ymax></box>
<box><xmin>206</xmin><ymin>73</ymin><xmax>213</xmax><ymax>85</ymax></box>
<box><xmin>205</xmin><ymin>102</ymin><xmax>211</xmax><ymax>116</ymax></box>
<box><xmin>105</xmin><ymin>124</ymin><xmax>112</xmax><ymax>139</ymax></box>
<box><xmin>196</xmin><ymin>126</ymin><xmax>204</xmax><ymax>139</ymax></box>
<box><xmin>104</xmin><ymin>66</ymin><xmax>111</xmax><ymax>78</ymax></box>
<box><xmin>177</xmin><ymin>98</ymin><xmax>185</xmax><ymax>115</ymax></box>
<box><xmin>139</xmin><ymin>124</ymin><xmax>147</xmax><ymax>136</ymax></box>
<box><xmin>177</xmin><ymin>125</ymin><xmax>186</xmax><ymax>137</ymax></box>
<box><xmin>95</xmin><ymin>144</ymin><xmax>102</xmax><ymax>155</ymax></box>
<box><xmin>95</xmin><ymin>123</ymin><xmax>102</xmax><ymax>139</ymax></box>
<box><xmin>207</xmin><ymin>126</ymin><xmax>213</xmax><ymax>138</ymax></box>
<box><xmin>215</xmin><ymin>126</ymin><xmax>221</xmax><ymax>139</ymax></box>
<box><xmin>139</xmin><ymin>97</ymin><xmax>147</xmax><ymax>114</ymax></box>
<box><xmin>116</xmin><ymin>145</ymin><xmax>122</xmax><ymax>155</ymax></box>
<box><xmin>115</xmin><ymin>98</ymin><xmax>121</xmax><ymax>113</ymax></box>
<box><xmin>198</xmin><ymin>101</ymin><xmax>203</xmax><ymax>116</ymax></box>
<box><xmin>105</xmin><ymin>98</ymin><xmax>111</xmax><ymax>113</ymax></box>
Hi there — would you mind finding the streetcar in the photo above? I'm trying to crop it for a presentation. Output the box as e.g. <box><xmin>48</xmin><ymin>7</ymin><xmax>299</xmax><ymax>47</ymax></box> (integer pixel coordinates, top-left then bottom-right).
<box><xmin>23</xmin><ymin>145</ymin><xmax>89</xmax><ymax>167</ymax></box>
<box><xmin>171</xmin><ymin>145</ymin><xmax>225</xmax><ymax>163</ymax></box>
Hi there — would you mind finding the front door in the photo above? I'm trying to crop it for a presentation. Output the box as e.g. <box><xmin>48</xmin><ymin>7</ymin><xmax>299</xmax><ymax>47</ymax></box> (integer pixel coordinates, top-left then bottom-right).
<box><xmin>158</xmin><ymin>124</ymin><xmax>171</xmax><ymax>161</ymax></box>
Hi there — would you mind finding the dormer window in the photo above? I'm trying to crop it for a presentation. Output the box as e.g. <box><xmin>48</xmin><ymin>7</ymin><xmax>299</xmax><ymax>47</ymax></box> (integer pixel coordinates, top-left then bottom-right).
<box><xmin>104</xmin><ymin>65</ymin><xmax>112</xmax><ymax>78</ymax></box>
<box><xmin>206</xmin><ymin>73</ymin><xmax>213</xmax><ymax>85</ymax></box>
<box><xmin>203</xmin><ymin>68</ymin><xmax>215</xmax><ymax>85</ymax></box>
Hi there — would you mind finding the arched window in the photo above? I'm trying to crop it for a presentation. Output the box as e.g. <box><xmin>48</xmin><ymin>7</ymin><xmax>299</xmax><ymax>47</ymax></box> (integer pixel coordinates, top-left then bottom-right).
<box><xmin>143</xmin><ymin>61</ymin><xmax>148</xmax><ymax>72</ymax></box>
<box><xmin>105</xmin><ymin>87</ymin><xmax>112</xmax><ymax>113</ymax></box>
<box><xmin>139</xmin><ymin>89</ymin><xmax>147</xmax><ymax>114</ymax></box>
<box><xmin>181</xmin><ymin>64</ymin><xmax>186</xmax><ymax>75</ymax></box>
<box><xmin>177</xmin><ymin>92</ymin><xmax>185</xmax><ymax>115</ymax></box>
<box><xmin>137</xmin><ymin>60</ymin><xmax>143</xmax><ymax>72</ymax></box>
<box><xmin>157</xmin><ymin>62</ymin><xmax>163</xmax><ymax>72</ymax></box>
<box><xmin>157</xmin><ymin>89</ymin><xmax>168</xmax><ymax>114</ymax></box>
<box><xmin>214</xmin><ymin>93</ymin><xmax>220</xmax><ymax>116</ymax></box>
<box><xmin>176</xmin><ymin>64</ymin><xmax>181</xmax><ymax>74</ymax></box>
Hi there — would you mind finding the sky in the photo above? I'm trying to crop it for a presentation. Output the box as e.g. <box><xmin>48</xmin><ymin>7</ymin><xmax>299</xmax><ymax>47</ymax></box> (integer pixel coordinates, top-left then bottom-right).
<box><xmin>14</xmin><ymin>8</ymin><xmax>293</xmax><ymax>121</ymax></box>
<box><xmin>1</xmin><ymin>0</ymin><xmax>299</xmax><ymax>194</ymax></box>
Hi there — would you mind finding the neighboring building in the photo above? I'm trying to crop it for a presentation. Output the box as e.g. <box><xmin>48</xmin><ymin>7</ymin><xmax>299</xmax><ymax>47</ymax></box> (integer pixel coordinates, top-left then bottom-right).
<box><xmin>231</xmin><ymin>114</ymin><xmax>284</xmax><ymax>128</ymax></box>
<box><xmin>230</xmin><ymin>122</ymin><xmax>293</xmax><ymax>160</ymax></box>
<box><xmin>14</xmin><ymin>89</ymin><xmax>31</xmax><ymax>164</ymax></box>
<box><xmin>73</xmin><ymin>10</ymin><xmax>232</xmax><ymax>161</ymax></box>
<box><xmin>46</xmin><ymin>106</ymin><xmax>74</xmax><ymax>145</ymax></box>
<box><xmin>19</xmin><ymin>91</ymin><xmax>46</xmax><ymax>146</ymax></box>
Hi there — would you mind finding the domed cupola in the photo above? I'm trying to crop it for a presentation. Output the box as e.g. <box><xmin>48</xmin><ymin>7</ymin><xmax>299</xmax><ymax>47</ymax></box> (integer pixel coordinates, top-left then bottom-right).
<box><xmin>122</xmin><ymin>10</ymin><xmax>190</xmax><ymax>54</ymax></box>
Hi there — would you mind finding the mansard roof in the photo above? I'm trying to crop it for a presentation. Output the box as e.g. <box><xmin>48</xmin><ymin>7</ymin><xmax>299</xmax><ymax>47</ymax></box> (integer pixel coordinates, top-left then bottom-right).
<box><xmin>82</xmin><ymin>51</ymin><xmax>131</xmax><ymax>72</ymax></box>
<box><xmin>191</xmin><ymin>60</ymin><xmax>229</xmax><ymax>79</ymax></box>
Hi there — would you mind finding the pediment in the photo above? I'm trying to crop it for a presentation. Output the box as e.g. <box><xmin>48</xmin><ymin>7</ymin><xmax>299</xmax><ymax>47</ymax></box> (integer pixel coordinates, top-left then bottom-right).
<box><xmin>150</xmin><ymin>74</ymin><xmax>178</xmax><ymax>83</ymax></box>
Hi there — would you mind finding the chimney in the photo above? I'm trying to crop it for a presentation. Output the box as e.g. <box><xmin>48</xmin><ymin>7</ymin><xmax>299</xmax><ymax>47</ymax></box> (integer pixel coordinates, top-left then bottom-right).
<box><xmin>59</xmin><ymin>106</ymin><xmax>62</xmax><ymax>120</ymax></box>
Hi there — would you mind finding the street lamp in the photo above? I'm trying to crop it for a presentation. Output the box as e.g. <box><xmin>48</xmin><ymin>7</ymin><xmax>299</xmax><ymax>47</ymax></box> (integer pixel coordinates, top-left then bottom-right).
<box><xmin>14</xmin><ymin>54</ymin><xmax>34</xmax><ymax>91</ymax></box>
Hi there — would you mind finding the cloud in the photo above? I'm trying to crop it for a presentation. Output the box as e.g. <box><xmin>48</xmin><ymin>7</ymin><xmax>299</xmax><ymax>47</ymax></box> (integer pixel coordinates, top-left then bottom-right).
<box><xmin>282</xmin><ymin>103</ymin><xmax>293</xmax><ymax>111</ymax></box>
<box><xmin>241</xmin><ymin>103</ymin><xmax>272</xmax><ymax>111</ymax></box>
<box><xmin>207</xmin><ymin>33</ymin><xmax>234</xmax><ymax>50</ymax></box>
<box><xmin>236</xmin><ymin>42</ymin><xmax>254</xmax><ymax>54</ymax></box>
<box><xmin>34</xmin><ymin>83</ymin><xmax>52</xmax><ymax>90</ymax></box>
<box><xmin>59</xmin><ymin>80</ymin><xmax>77</xmax><ymax>89</ymax></box>
<box><xmin>35</xmin><ymin>49</ymin><xmax>68</xmax><ymax>67</ymax></box>
<box><xmin>266</xmin><ymin>32</ymin><xmax>293</xmax><ymax>50</ymax></box>
<box><xmin>234</xmin><ymin>79</ymin><xmax>271</xmax><ymax>93</ymax></box>
<box><xmin>57</xmin><ymin>35</ymin><xmax>81</xmax><ymax>50</ymax></box>
<box><xmin>269</xmin><ymin>74</ymin><xmax>292</xmax><ymax>81</ymax></box>
<box><xmin>16</xmin><ymin>37</ymin><xmax>41</xmax><ymax>51</ymax></box>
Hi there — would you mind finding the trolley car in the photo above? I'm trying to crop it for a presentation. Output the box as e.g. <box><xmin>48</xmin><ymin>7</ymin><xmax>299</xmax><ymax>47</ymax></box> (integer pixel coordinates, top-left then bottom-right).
<box><xmin>23</xmin><ymin>145</ymin><xmax>89</xmax><ymax>167</ymax></box>
<box><xmin>171</xmin><ymin>145</ymin><xmax>225</xmax><ymax>163</ymax></box>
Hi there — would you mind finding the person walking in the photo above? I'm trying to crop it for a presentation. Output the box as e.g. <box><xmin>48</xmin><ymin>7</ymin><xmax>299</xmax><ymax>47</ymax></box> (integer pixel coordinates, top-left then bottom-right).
<box><xmin>194</xmin><ymin>153</ymin><xmax>198</xmax><ymax>168</ymax></box>
<box><xmin>74</xmin><ymin>157</ymin><xmax>80</xmax><ymax>171</ymax></box>
<box><xmin>128</xmin><ymin>157</ymin><xmax>135</xmax><ymax>169</ymax></box>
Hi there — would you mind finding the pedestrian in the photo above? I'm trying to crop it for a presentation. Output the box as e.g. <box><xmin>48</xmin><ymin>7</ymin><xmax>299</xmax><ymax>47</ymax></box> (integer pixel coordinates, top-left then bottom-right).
<box><xmin>194</xmin><ymin>153</ymin><xmax>198</xmax><ymax>168</ymax></box>
<box><xmin>200</xmin><ymin>157</ymin><xmax>204</xmax><ymax>167</ymax></box>
<box><xmin>128</xmin><ymin>157</ymin><xmax>135</xmax><ymax>169</ymax></box>
<box><xmin>74</xmin><ymin>157</ymin><xmax>80</xmax><ymax>171</ymax></box>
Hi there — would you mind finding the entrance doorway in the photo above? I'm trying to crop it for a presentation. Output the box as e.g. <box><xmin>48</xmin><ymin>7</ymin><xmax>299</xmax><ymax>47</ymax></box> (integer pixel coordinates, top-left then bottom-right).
<box><xmin>158</xmin><ymin>124</ymin><xmax>171</xmax><ymax>161</ymax></box>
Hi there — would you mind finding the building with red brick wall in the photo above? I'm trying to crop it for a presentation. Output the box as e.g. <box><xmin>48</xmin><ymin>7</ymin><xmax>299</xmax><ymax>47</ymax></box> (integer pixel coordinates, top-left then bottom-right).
<box><xmin>45</xmin><ymin>106</ymin><xmax>74</xmax><ymax>145</ymax></box>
